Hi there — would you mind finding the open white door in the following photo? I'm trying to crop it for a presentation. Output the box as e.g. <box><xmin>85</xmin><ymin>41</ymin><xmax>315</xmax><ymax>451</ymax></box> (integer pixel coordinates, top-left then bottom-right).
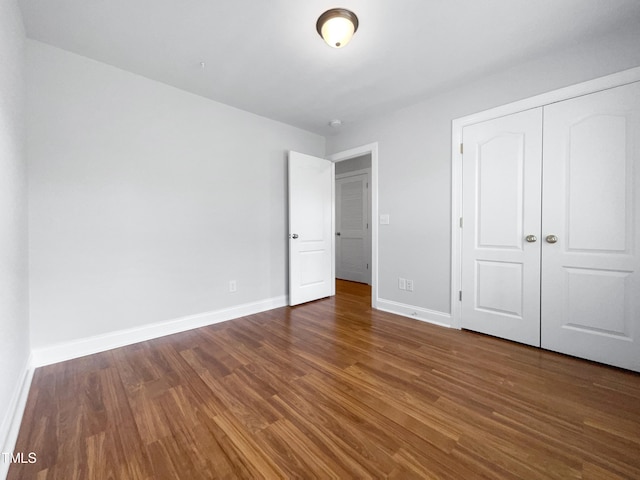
<box><xmin>288</xmin><ymin>151</ymin><xmax>335</xmax><ymax>306</ymax></box>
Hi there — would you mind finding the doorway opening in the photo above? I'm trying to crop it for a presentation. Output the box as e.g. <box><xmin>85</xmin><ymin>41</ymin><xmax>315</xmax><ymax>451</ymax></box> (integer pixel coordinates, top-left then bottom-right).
<box><xmin>335</xmin><ymin>155</ymin><xmax>371</xmax><ymax>285</ymax></box>
<box><xmin>329</xmin><ymin>143</ymin><xmax>379</xmax><ymax>308</ymax></box>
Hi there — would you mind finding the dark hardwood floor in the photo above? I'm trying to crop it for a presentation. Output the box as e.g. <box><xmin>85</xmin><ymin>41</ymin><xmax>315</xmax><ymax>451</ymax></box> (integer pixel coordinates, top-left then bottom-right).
<box><xmin>9</xmin><ymin>280</ymin><xmax>640</xmax><ymax>479</ymax></box>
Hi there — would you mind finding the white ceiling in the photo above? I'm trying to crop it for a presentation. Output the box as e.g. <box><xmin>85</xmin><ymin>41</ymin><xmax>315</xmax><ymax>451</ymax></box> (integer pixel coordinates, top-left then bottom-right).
<box><xmin>18</xmin><ymin>0</ymin><xmax>640</xmax><ymax>135</ymax></box>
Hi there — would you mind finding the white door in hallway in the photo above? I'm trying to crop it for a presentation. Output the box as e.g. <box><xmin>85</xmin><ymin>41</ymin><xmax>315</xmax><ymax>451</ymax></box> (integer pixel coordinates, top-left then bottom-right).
<box><xmin>288</xmin><ymin>151</ymin><xmax>335</xmax><ymax>306</ymax></box>
<box><xmin>336</xmin><ymin>172</ymin><xmax>370</xmax><ymax>284</ymax></box>
<box><xmin>541</xmin><ymin>82</ymin><xmax>640</xmax><ymax>372</ymax></box>
<box><xmin>461</xmin><ymin>108</ymin><xmax>543</xmax><ymax>347</ymax></box>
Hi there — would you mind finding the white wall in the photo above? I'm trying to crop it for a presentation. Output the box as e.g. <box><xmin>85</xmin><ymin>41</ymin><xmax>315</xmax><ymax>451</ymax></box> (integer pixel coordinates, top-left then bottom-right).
<box><xmin>27</xmin><ymin>40</ymin><xmax>324</xmax><ymax>352</ymax></box>
<box><xmin>335</xmin><ymin>154</ymin><xmax>371</xmax><ymax>175</ymax></box>
<box><xmin>327</xmin><ymin>28</ymin><xmax>640</xmax><ymax>324</ymax></box>
<box><xmin>0</xmin><ymin>0</ymin><xmax>30</xmax><ymax>467</ymax></box>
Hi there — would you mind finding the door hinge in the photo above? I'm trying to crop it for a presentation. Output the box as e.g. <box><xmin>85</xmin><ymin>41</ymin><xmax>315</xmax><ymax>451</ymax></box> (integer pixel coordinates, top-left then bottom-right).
<box><xmin>366</xmin><ymin>222</ymin><xmax>369</xmax><ymax>229</ymax></box>
<box><xmin>366</xmin><ymin>182</ymin><xmax>369</xmax><ymax>188</ymax></box>
<box><xmin>367</xmin><ymin>263</ymin><xmax>369</xmax><ymax>270</ymax></box>
<box><xmin>459</xmin><ymin>217</ymin><xmax>463</xmax><ymax>228</ymax></box>
<box><xmin>460</xmin><ymin>143</ymin><xmax>464</xmax><ymax>154</ymax></box>
<box><xmin>459</xmin><ymin>290</ymin><xmax>462</xmax><ymax>301</ymax></box>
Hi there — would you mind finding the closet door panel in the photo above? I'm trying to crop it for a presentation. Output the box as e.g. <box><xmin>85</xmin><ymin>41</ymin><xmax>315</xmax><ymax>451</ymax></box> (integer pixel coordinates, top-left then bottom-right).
<box><xmin>541</xmin><ymin>81</ymin><xmax>640</xmax><ymax>372</ymax></box>
<box><xmin>461</xmin><ymin>108</ymin><xmax>542</xmax><ymax>347</ymax></box>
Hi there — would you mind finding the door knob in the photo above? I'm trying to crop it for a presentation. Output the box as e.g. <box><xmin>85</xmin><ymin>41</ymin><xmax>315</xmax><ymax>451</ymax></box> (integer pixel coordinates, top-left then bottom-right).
<box><xmin>336</xmin><ymin>232</ymin><xmax>341</xmax><ymax>236</ymax></box>
<box><xmin>290</xmin><ymin>233</ymin><xmax>299</xmax><ymax>239</ymax></box>
<box><xmin>525</xmin><ymin>235</ymin><xmax>537</xmax><ymax>243</ymax></box>
<box><xmin>546</xmin><ymin>234</ymin><xmax>558</xmax><ymax>244</ymax></box>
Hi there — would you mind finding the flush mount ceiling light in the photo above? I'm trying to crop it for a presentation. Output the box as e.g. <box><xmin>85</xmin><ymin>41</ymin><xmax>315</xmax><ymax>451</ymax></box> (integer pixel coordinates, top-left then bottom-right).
<box><xmin>316</xmin><ymin>8</ymin><xmax>359</xmax><ymax>48</ymax></box>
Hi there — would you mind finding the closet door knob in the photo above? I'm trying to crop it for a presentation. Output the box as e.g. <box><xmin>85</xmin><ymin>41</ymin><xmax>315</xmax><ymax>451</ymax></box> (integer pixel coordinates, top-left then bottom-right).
<box><xmin>525</xmin><ymin>235</ymin><xmax>537</xmax><ymax>243</ymax></box>
<box><xmin>546</xmin><ymin>234</ymin><xmax>558</xmax><ymax>244</ymax></box>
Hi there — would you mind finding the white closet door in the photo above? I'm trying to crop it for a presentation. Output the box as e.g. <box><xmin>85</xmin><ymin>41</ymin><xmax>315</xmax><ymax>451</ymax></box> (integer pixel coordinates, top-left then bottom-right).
<box><xmin>461</xmin><ymin>108</ymin><xmax>543</xmax><ymax>347</ymax></box>
<box><xmin>541</xmin><ymin>82</ymin><xmax>640</xmax><ymax>372</ymax></box>
<box><xmin>336</xmin><ymin>173</ymin><xmax>369</xmax><ymax>283</ymax></box>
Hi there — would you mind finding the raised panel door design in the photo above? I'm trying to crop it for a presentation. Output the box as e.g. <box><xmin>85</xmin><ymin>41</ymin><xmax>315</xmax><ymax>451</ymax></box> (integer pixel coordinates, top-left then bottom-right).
<box><xmin>461</xmin><ymin>108</ymin><xmax>542</xmax><ymax>347</ymax></box>
<box><xmin>476</xmin><ymin>261</ymin><xmax>523</xmax><ymax>317</ymax></box>
<box><xmin>297</xmin><ymin>172</ymin><xmax>331</xmax><ymax>242</ymax></box>
<box><xmin>477</xmin><ymin>134</ymin><xmax>525</xmax><ymax>249</ymax></box>
<box><xmin>567</xmin><ymin>115</ymin><xmax>629</xmax><ymax>253</ymax></box>
<box><xmin>564</xmin><ymin>267</ymin><xmax>632</xmax><ymax>338</ymax></box>
<box><xmin>541</xmin><ymin>82</ymin><xmax>640</xmax><ymax>372</ymax></box>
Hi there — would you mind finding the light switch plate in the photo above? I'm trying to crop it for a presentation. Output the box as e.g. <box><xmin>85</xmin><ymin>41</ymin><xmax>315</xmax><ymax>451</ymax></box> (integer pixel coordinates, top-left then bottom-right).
<box><xmin>380</xmin><ymin>214</ymin><xmax>390</xmax><ymax>225</ymax></box>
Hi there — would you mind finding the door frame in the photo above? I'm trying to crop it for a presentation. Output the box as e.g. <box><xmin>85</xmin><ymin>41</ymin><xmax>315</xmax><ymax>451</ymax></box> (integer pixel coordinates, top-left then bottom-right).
<box><xmin>328</xmin><ymin>143</ymin><xmax>379</xmax><ymax>308</ymax></box>
<box><xmin>336</xmin><ymin>168</ymin><xmax>372</xmax><ymax>285</ymax></box>
<box><xmin>451</xmin><ymin>66</ymin><xmax>640</xmax><ymax>329</ymax></box>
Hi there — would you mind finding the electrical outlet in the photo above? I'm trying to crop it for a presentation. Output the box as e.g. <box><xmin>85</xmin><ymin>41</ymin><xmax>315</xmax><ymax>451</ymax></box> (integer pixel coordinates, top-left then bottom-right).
<box><xmin>406</xmin><ymin>279</ymin><xmax>414</xmax><ymax>292</ymax></box>
<box><xmin>398</xmin><ymin>278</ymin><xmax>406</xmax><ymax>290</ymax></box>
<box><xmin>229</xmin><ymin>280</ymin><xmax>237</xmax><ymax>292</ymax></box>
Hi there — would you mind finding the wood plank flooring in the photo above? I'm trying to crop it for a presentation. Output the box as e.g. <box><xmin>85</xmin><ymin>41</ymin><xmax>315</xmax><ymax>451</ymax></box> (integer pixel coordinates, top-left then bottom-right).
<box><xmin>9</xmin><ymin>280</ymin><xmax>640</xmax><ymax>479</ymax></box>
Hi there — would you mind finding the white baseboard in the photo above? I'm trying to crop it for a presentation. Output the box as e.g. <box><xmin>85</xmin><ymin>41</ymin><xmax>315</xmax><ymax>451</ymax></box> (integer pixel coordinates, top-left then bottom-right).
<box><xmin>376</xmin><ymin>298</ymin><xmax>452</xmax><ymax>328</ymax></box>
<box><xmin>1</xmin><ymin>355</ymin><xmax>34</xmax><ymax>480</ymax></box>
<box><xmin>32</xmin><ymin>295</ymin><xmax>288</xmax><ymax>367</ymax></box>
